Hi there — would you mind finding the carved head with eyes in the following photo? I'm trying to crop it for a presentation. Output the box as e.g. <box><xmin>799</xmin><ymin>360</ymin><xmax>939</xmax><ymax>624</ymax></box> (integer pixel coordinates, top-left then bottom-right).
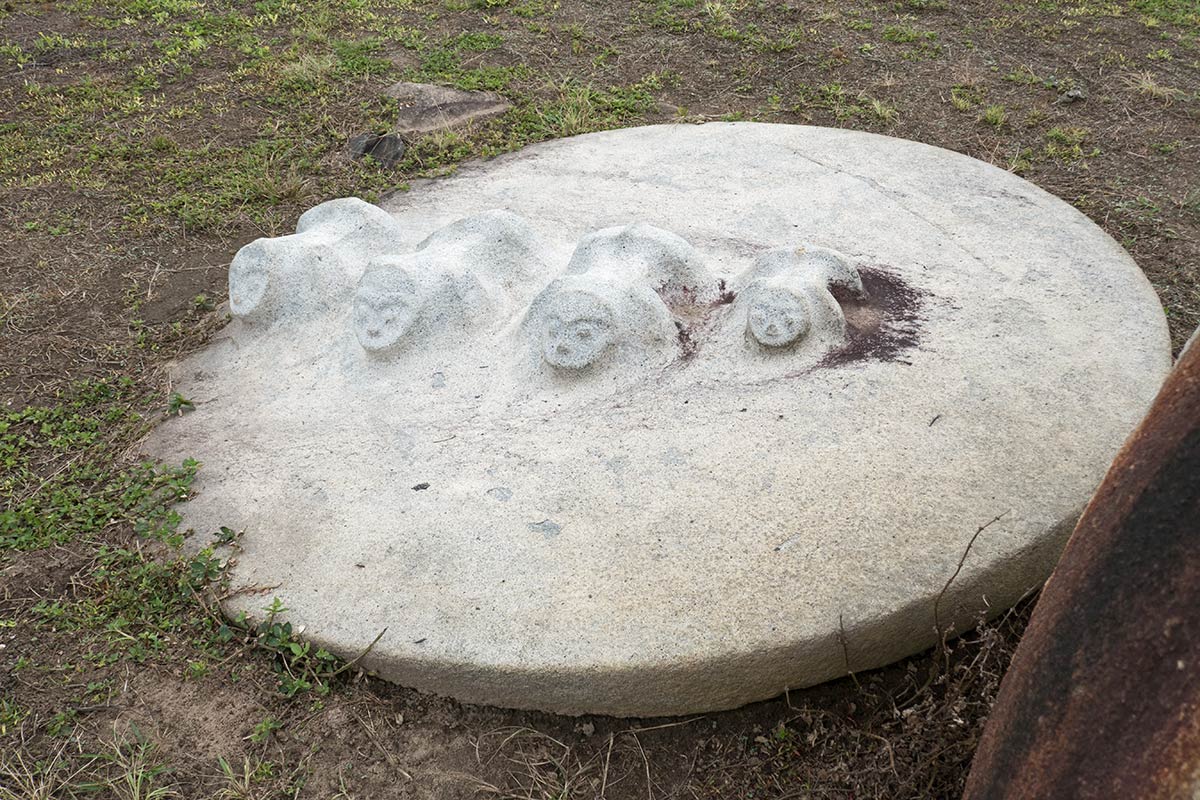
<box><xmin>745</xmin><ymin>279</ymin><xmax>812</xmax><ymax>348</ymax></box>
<box><xmin>538</xmin><ymin>288</ymin><xmax>617</xmax><ymax>370</ymax></box>
<box><xmin>353</xmin><ymin>266</ymin><xmax>423</xmax><ymax>353</ymax></box>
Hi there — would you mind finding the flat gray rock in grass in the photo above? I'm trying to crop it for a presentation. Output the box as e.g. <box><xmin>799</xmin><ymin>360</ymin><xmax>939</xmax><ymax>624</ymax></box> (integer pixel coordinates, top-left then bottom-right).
<box><xmin>383</xmin><ymin>82</ymin><xmax>512</xmax><ymax>135</ymax></box>
<box><xmin>147</xmin><ymin>123</ymin><xmax>1172</xmax><ymax>717</ymax></box>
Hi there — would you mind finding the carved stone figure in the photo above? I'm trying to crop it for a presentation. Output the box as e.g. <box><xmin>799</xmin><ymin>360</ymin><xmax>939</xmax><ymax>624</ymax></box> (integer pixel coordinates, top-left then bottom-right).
<box><xmin>229</xmin><ymin>198</ymin><xmax>406</xmax><ymax>324</ymax></box>
<box><xmin>731</xmin><ymin>245</ymin><xmax>860</xmax><ymax>350</ymax></box>
<box><xmin>565</xmin><ymin>222</ymin><xmax>720</xmax><ymax>310</ymax></box>
<box><xmin>524</xmin><ymin>223</ymin><xmax>718</xmax><ymax>370</ymax></box>
<box><xmin>353</xmin><ymin>209</ymin><xmax>548</xmax><ymax>355</ymax></box>
<box><xmin>525</xmin><ymin>275</ymin><xmax>677</xmax><ymax>370</ymax></box>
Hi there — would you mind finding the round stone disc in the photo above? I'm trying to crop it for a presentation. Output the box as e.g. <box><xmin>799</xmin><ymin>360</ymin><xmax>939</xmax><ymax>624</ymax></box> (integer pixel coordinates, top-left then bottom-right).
<box><xmin>151</xmin><ymin>123</ymin><xmax>1171</xmax><ymax>716</ymax></box>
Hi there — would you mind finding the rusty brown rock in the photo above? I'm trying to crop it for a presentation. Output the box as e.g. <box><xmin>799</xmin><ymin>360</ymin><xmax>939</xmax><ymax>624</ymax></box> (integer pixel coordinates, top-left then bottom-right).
<box><xmin>964</xmin><ymin>338</ymin><xmax>1200</xmax><ymax>800</ymax></box>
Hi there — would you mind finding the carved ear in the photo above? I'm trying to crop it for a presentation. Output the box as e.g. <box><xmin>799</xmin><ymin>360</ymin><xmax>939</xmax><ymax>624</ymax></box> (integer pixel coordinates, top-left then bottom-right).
<box><xmin>295</xmin><ymin>197</ymin><xmax>376</xmax><ymax>233</ymax></box>
<box><xmin>230</xmin><ymin>233</ymin><xmax>338</xmax><ymax>323</ymax></box>
<box><xmin>738</xmin><ymin>246</ymin><xmax>863</xmax><ymax>302</ymax></box>
<box><xmin>296</xmin><ymin>197</ymin><xmax>389</xmax><ymax>237</ymax></box>
<box><xmin>228</xmin><ymin>239</ymin><xmax>274</xmax><ymax>321</ymax></box>
<box><xmin>564</xmin><ymin>230</ymin><xmax>611</xmax><ymax>274</ymax></box>
<box><xmin>732</xmin><ymin>252</ymin><xmax>786</xmax><ymax>293</ymax></box>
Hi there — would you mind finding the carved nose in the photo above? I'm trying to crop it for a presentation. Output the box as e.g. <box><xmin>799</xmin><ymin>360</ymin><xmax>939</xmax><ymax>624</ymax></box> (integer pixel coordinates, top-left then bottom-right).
<box><xmin>556</xmin><ymin>344</ymin><xmax>570</xmax><ymax>355</ymax></box>
<box><xmin>766</xmin><ymin>323</ymin><xmax>779</xmax><ymax>336</ymax></box>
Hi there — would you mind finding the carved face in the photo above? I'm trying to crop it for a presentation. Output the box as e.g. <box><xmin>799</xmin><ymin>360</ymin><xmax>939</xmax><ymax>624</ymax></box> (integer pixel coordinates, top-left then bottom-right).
<box><xmin>353</xmin><ymin>268</ymin><xmax>422</xmax><ymax>352</ymax></box>
<box><xmin>747</xmin><ymin>285</ymin><xmax>811</xmax><ymax>348</ymax></box>
<box><xmin>228</xmin><ymin>240</ymin><xmax>273</xmax><ymax>319</ymax></box>
<box><xmin>540</xmin><ymin>290</ymin><xmax>615</xmax><ymax>369</ymax></box>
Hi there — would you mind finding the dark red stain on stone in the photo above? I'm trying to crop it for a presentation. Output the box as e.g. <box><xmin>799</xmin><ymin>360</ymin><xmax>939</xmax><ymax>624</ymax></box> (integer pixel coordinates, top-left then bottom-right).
<box><xmin>675</xmin><ymin>319</ymin><xmax>698</xmax><ymax>359</ymax></box>
<box><xmin>667</xmin><ymin>268</ymin><xmax>924</xmax><ymax>364</ymax></box>
<box><xmin>671</xmin><ymin>279</ymin><xmax>739</xmax><ymax>360</ymax></box>
<box><xmin>963</xmin><ymin>341</ymin><xmax>1200</xmax><ymax>800</ymax></box>
<box><xmin>714</xmin><ymin>278</ymin><xmax>737</xmax><ymax>307</ymax></box>
<box><xmin>818</xmin><ymin>265</ymin><xmax>926</xmax><ymax>368</ymax></box>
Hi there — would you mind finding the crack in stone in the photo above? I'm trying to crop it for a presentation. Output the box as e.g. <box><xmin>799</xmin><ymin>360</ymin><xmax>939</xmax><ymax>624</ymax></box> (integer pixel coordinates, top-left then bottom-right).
<box><xmin>789</xmin><ymin>150</ymin><xmax>997</xmax><ymax>274</ymax></box>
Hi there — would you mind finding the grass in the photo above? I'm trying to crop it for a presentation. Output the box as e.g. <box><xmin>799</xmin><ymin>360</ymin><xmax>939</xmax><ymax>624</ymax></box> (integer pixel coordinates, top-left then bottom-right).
<box><xmin>882</xmin><ymin>23</ymin><xmax>930</xmax><ymax>43</ymax></box>
<box><xmin>0</xmin><ymin>743</ymin><xmax>91</xmax><ymax>800</ymax></box>
<box><xmin>0</xmin><ymin>379</ymin><xmax>193</xmax><ymax>551</ymax></box>
<box><xmin>980</xmin><ymin>103</ymin><xmax>1007</xmax><ymax>127</ymax></box>
<box><xmin>1044</xmin><ymin>125</ymin><xmax>1098</xmax><ymax>162</ymax></box>
<box><xmin>0</xmin><ymin>379</ymin><xmax>367</xmax><ymax>789</ymax></box>
<box><xmin>1</xmin><ymin>0</ymin><xmax>1198</xmax><ymax>796</ymax></box>
<box><xmin>0</xmin><ymin>727</ymin><xmax>182</xmax><ymax>800</ymax></box>
<box><xmin>0</xmin><ymin>0</ymin><xmax>676</xmax><ymax>235</ymax></box>
<box><xmin>1122</xmin><ymin>69</ymin><xmax>1187</xmax><ymax>101</ymax></box>
<box><xmin>950</xmin><ymin>83</ymin><xmax>984</xmax><ymax>111</ymax></box>
<box><xmin>86</xmin><ymin>728</ymin><xmax>179</xmax><ymax>800</ymax></box>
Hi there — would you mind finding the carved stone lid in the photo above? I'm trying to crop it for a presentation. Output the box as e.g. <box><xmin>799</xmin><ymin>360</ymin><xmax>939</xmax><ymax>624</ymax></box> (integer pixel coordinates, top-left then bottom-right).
<box><xmin>148</xmin><ymin>123</ymin><xmax>1171</xmax><ymax>716</ymax></box>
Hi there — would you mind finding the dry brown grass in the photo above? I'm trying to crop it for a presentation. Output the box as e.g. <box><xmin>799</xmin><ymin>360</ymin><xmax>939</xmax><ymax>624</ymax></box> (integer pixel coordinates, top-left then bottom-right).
<box><xmin>1121</xmin><ymin>70</ymin><xmax>1186</xmax><ymax>103</ymax></box>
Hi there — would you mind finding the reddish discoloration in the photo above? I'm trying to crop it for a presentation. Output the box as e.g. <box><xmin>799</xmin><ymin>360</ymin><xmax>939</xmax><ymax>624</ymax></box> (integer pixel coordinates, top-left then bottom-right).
<box><xmin>964</xmin><ymin>341</ymin><xmax>1200</xmax><ymax>800</ymax></box>
<box><xmin>669</xmin><ymin>279</ymin><xmax>738</xmax><ymax>360</ymax></box>
<box><xmin>820</xmin><ymin>266</ymin><xmax>926</xmax><ymax>368</ymax></box>
<box><xmin>714</xmin><ymin>278</ymin><xmax>737</xmax><ymax>307</ymax></box>
<box><xmin>675</xmin><ymin>319</ymin><xmax>699</xmax><ymax>359</ymax></box>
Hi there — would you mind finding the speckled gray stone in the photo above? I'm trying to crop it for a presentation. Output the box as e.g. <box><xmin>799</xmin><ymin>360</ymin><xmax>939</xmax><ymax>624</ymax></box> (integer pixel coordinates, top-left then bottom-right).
<box><xmin>228</xmin><ymin>197</ymin><xmax>409</xmax><ymax>324</ymax></box>
<box><xmin>148</xmin><ymin>123</ymin><xmax>1172</xmax><ymax>717</ymax></box>
<box><xmin>352</xmin><ymin>209</ymin><xmax>548</xmax><ymax>355</ymax></box>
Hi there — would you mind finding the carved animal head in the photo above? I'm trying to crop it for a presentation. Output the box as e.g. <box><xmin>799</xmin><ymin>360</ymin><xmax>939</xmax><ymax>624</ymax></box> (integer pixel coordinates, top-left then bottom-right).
<box><xmin>538</xmin><ymin>288</ymin><xmax>617</xmax><ymax>370</ymax></box>
<box><xmin>353</xmin><ymin>266</ymin><xmax>424</xmax><ymax>352</ymax></box>
<box><xmin>745</xmin><ymin>278</ymin><xmax>812</xmax><ymax>348</ymax></box>
<box><xmin>229</xmin><ymin>234</ymin><xmax>338</xmax><ymax>323</ymax></box>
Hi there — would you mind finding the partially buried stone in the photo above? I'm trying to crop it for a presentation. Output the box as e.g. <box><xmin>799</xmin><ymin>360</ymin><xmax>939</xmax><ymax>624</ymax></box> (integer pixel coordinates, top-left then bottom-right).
<box><xmin>348</xmin><ymin>133</ymin><xmax>406</xmax><ymax>168</ymax></box>
<box><xmin>383</xmin><ymin>82</ymin><xmax>512</xmax><ymax>135</ymax></box>
<box><xmin>1059</xmin><ymin>87</ymin><xmax>1087</xmax><ymax>103</ymax></box>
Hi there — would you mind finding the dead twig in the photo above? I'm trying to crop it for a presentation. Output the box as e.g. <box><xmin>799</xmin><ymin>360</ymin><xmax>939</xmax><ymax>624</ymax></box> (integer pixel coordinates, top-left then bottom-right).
<box><xmin>932</xmin><ymin>511</ymin><xmax>1010</xmax><ymax>643</ymax></box>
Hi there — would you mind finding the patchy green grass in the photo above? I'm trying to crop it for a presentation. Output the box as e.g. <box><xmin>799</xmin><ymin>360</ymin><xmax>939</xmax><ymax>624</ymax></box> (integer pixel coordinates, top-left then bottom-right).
<box><xmin>0</xmin><ymin>378</ymin><xmax>368</xmax><ymax>716</ymax></box>
<box><xmin>950</xmin><ymin>83</ymin><xmax>984</xmax><ymax>111</ymax></box>
<box><xmin>1043</xmin><ymin>125</ymin><xmax>1099</xmax><ymax>162</ymax></box>
<box><xmin>0</xmin><ymin>379</ymin><xmax>192</xmax><ymax>550</ymax></box>
<box><xmin>1133</xmin><ymin>0</ymin><xmax>1200</xmax><ymax>27</ymax></box>
<box><xmin>980</xmin><ymin>103</ymin><xmax>1008</xmax><ymax>127</ymax></box>
<box><xmin>0</xmin><ymin>0</ymin><xmax>678</xmax><ymax>237</ymax></box>
<box><xmin>1</xmin><ymin>0</ymin><xmax>1198</xmax><ymax>796</ymax></box>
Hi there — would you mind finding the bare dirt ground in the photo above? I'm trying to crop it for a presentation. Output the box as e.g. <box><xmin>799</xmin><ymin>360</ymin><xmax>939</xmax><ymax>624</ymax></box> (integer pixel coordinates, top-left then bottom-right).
<box><xmin>1</xmin><ymin>0</ymin><xmax>1197</xmax><ymax>797</ymax></box>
